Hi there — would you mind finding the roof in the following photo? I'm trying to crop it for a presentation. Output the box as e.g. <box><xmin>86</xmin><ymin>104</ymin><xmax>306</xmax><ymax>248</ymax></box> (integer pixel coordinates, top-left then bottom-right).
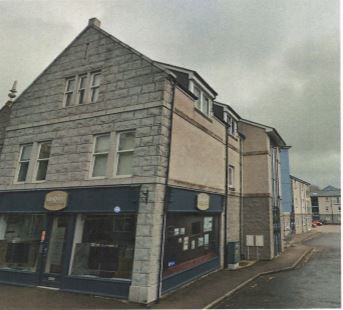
<box><xmin>310</xmin><ymin>189</ymin><xmax>341</xmax><ymax>197</ymax></box>
<box><xmin>213</xmin><ymin>101</ymin><xmax>241</xmax><ymax>120</ymax></box>
<box><xmin>290</xmin><ymin>175</ymin><xmax>311</xmax><ymax>186</ymax></box>
<box><xmin>322</xmin><ymin>185</ymin><xmax>339</xmax><ymax>191</ymax></box>
<box><xmin>239</xmin><ymin>118</ymin><xmax>287</xmax><ymax>147</ymax></box>
<box><xmin>155</xmin><ymin>61</ymin><xmax>218</xmax><ymax>97</ymax></box>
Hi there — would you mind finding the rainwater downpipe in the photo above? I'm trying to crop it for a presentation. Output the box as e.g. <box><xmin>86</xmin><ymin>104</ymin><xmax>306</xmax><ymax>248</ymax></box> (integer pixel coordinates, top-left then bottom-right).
<box><xmin>239</xmin><ymin>133</ymin><xmax>244</xmax><ymax>258</ymax></box>
<box><xmin>223</xmin><ymin>115</ymin><xmax>229</xmax><ymax>268</ymax></box>
<box><xmin>156</xmin><ymin>77</ymin><xmax>176</xmax><ymax>303</ymax></box>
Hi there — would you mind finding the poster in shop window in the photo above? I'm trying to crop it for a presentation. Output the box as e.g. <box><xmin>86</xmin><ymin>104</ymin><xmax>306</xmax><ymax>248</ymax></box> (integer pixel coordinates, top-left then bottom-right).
<box><xmin>204</xmin><ymin>233</ymin><xmax>209</xmax><ymax>246</ymax></box>
<box><xmin>198</xmin><ymin>237</ymin><xmax>204</xmax><ymax>247</ymax></box>
<box><xmin>191</xmin><ymin>240</ymin><xmax>196</xmax><ymax>250</ymax></box>
<box><xmin>203</xmin><ymin>217</ymin><xmax>213</xmax><ymax>232</ymax></box>
<box><xmin>183</xmin><ymin>237</ymin><xmax>189</xmax><ymax>251</ymax></box>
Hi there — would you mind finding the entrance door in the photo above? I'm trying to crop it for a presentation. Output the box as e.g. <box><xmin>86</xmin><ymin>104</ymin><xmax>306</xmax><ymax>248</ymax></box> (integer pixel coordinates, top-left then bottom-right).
<box><xmin>39</xmin><ymin>214</ymin><xmax>70</xmax><ymax>287</ymax></box>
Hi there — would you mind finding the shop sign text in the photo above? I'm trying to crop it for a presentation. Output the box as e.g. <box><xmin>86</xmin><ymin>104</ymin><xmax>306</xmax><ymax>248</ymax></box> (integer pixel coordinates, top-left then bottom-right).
<box><xmin>44</xmin><ymin>191</ymin><xmax>68</xmax><ymax>211</ymax></box>
<box><xmin>197</xmin><ymin>193</ymin><xmax>210</xmax><ymax>211</ymax></box>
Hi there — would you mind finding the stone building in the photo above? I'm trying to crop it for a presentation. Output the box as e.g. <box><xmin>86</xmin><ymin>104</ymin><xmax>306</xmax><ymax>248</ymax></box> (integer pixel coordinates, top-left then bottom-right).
<box><xmin>238</xmin><ymin>119</ymin><xmax>286</xmax><ymax>260</ymax></box>
<box><xmin>290</xmin><ymin>176</ymin><xmax>312</xmax><ymax>233</ymax></box>
<box><xmin>0</xmin><ymin>18</ymin><xmax>239</xmax><ymax>303</ymax></box>
<box><xmin>311</xmin><ymin>186</ymin><xmax>341</xmax><ymax>224</ymax></box>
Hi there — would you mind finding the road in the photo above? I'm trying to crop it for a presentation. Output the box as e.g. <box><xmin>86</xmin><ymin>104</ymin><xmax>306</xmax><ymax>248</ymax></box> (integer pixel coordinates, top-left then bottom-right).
<box><xmin>214</xmin><ymin>225</ymin><xmax>341</xmax><ymax>309</ymax></box>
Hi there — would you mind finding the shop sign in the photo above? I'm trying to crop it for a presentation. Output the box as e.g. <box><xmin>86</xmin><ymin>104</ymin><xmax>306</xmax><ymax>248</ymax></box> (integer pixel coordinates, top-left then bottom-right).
<box><xmin>197</xmin><ymin>193</ymin><xmax>209</xmax><ymax>211</ymax></box>
<box><xmin>44</xmin><ymin>191</ymin><xmax>68</xmax><ymax>211</ymax></box>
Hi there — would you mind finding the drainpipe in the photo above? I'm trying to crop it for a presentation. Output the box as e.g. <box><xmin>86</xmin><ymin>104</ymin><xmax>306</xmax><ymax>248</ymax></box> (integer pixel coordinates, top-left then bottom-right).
<box><xmin>223</xmin><ymin>114</ymin><xmax>229</xmax><ymax>268</ymax></box>
<box><xmin>157</xmin><ymin>77</ymin><xmax>176</xmax><ymax>303</ymax></box>
<box><xmin>239</xmin><ymin>133</ymin><xmax>244</xmax><ymax>258</ymax></box>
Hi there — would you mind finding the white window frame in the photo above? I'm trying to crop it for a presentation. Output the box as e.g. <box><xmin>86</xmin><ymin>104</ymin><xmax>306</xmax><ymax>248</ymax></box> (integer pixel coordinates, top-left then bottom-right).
<box><xmin>228</xmin><ymin>165</ymin><xmax>235</xmax><ymax>189</ymax></box>
<box><xmin>90</xmin><ymin>72</ymin><xmax>101</xmax><ymax>104</ymax></box>
<box><xmin>33</xmin><ymin>141</ymin><xmax>52</xmax><ymax>182</ymax></box>
<box><xmin>76</xmin><ymin>74</ymin><xmax>88</xmax><ymax>105</ymax></box>
<box><xmin>15</xmin><ymin>144</ymin><xmax>33</xmax><ymax>183</ymax></box>
<box><xmin>192</xmin><ymin>83</ymin><xmax>212</xmax><ymax>117</ymax></box>
<box><xmin>63</xmin><ymin>77</ymin><xmax>76</xmax><ymax>107</ymax></box>
<box><xmin>64</xmin><ymin>71</ymin><xmax>101</xmax><ymax>107</ymax></box>
<box><xmin>89</xmin><ymin>134</ymin><xmax>111</xmax><ymax>179</ymax></box>
<box><xmin>114</xmin><ymin>131</ymin><xmax>135</xmax><ymax>177</ymax></box>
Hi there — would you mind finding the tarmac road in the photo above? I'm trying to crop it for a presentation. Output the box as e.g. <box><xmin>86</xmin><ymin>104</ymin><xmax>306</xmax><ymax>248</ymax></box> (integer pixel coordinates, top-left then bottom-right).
<box><xmin>213</xmin><ymin>225</ymin><xmax>341</xmax><ymax>309</ymax></box>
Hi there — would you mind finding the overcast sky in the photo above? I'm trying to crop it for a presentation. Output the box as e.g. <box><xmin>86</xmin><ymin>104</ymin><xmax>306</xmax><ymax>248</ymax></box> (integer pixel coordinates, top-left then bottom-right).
<box><xmin>0</xmin><ymin>0</ymin><xmax>340</xmax><ymax>188</ymax></box>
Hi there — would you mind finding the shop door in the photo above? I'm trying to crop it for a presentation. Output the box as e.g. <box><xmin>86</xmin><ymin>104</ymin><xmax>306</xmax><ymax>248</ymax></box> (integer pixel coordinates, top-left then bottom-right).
<box><xmin>39</xmin><ymin>214</ymin><xmax>70</xmax><ymax>288</ymax></box>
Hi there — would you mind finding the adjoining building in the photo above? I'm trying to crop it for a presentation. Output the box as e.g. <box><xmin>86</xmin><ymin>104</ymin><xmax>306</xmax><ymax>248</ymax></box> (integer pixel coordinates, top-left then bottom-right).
<box><xmin>238</xmin><ymin>119</ymin><xmax>286</xmax><ymax>260</ymax></box>
<box><xmin>290</xmin><ymin>176</ymin><xmax>312</xmax><ymax>233</ymax></box>
<box><xmin>311</xmin><ymin>186</ymin><xmax>341</xmax><ymax>224</ymax></box>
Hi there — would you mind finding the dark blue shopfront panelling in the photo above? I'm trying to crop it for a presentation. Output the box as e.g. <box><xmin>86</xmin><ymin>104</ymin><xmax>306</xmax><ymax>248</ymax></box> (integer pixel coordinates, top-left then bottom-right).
<box><xmin>167</xmin><ymin>187</ymin><xmax>223</xmax><ymax>213</ymax></box>
<box><xmin>0</xmin><ymin>269</ymin><xmax>38</xmax><ymax>286</ymax></box>
<box><xmin>0</xmin><ymin>186</ymin><xmax>140</xmax><ymax>213</ymax></box>
<box><xmin>62</xmin><ymin>276</ymin><xmax>131</xmax><ymax>299</ymax></box>
<box><xmin>162</xmin><ymin>257</ymin><xmax>220</xmax><ymax>293</ymax></box>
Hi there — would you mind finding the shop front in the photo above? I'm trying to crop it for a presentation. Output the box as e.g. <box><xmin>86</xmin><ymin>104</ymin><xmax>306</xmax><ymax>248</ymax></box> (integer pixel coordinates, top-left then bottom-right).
<box><xmin>162</xmin><ymin>187</ymin><xmax>223</xmax><ymax>293</ymax></box>
<box><xmin>0</xmin><ymin>186</ymin><xmax>140</xmax><ymax>298</ymax></box>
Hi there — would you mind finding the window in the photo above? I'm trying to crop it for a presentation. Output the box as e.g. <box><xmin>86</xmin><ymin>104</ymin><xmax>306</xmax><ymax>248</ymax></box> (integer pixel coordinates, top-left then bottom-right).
<box><xmin>192</xmin><ymin>84</ymin><xmax>212</xmax><ymax>116</ymax></box>
<box><xmin>228</xmin><ymin>165</ymin><xmax>235</xmax><ymax>188</ymax></box>
<box><xmin>70</xmin><ymin>214</ymin><xmax>136</xmax><ymax>279</ymax></box>
<box><xmin>193</xmin><ymin>86</ymin><xmax>201</xmax><ymax>110</ymax></box>
<box><xmin>116</xmin><ymin>131</ymin><xmax>135</xmax><ymax>176</ymax></box>
<box><xmin>35</xmin><ymin>142</ymin><xmax>51</xmax><ymax>181</ymax></box>
<box><xmin>336</xmin><ymin>197</ymin><xmax>340</xmax><ymax>204</ymax></box>
<box><xmin>163</xmin><ymin>214</ymin><xmax>219</xmax><ymax>276</ymax></box>
<box><xmin>90</xmin><ymin>72</ymin><xmax>101</xmax><ymax>103</ymax></box>
<box><xmin>64</xmin><ymin>78</ymin><xmax>76</xmax><ymax>107</ymax></box>
<box><xmin>0</xmin><ymin>214</ymin><xmax>45</xmax><ymax>272</ymax></box>
<box><xmin>64</xmin><ymin>71</ymin><xmax>101</xmax><ymax>106</ymax></box>
<box><xmin>77</xmin><ymin>75</ymin><xmax>87</xmax><ymax>105</ymax></box>
<box><xmin>91</xmin><ymin>134</ymin><xmax>110</xmax><ymax>178</ymax></box>
<box><xmin>16</xmin><ymin>144</ymin><xmax>33</xmax><ymax>182</ymax></box>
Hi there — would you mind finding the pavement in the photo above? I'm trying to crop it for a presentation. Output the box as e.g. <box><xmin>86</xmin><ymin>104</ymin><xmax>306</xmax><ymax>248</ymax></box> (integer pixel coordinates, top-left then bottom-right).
<box><xmin>0</xmin><ymin>226</ymin><xmax>333</xmax><ymax>309</ymax></box>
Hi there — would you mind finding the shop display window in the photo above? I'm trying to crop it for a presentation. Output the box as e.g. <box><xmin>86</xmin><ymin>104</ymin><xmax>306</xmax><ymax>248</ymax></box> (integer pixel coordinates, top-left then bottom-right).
<box><xmin>0</xmin><ymin>214</ymin><xmax>45</xmax><ymax>272</ymax></box>
<box><xmin>70</xmin><ymin>214</ymin><xmax>136</xmax><ymax>279</ymax></box>
<box><xmin>163</xmin><ymin>213</ymin><xmax>219</xmax><ymax>276</ymax></box>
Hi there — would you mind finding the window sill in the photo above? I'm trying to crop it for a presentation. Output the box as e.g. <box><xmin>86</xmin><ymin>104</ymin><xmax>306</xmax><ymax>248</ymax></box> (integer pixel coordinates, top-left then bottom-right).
<box><xmin>113</xmin><ymin>174</ymin><xmax>133</xmax><ymax>179</ymax></box>
<box><xmin>194</xmin><ymin>107</ymin><xmax>213</xmax><ymax>122</ymax></box>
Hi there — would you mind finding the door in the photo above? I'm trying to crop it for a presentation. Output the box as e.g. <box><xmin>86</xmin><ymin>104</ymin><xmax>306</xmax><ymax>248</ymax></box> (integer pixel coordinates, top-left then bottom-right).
<box><xmin>39</xmin><ymin>214</ymin><xmax>70</xmax><ymax>287</ymax></box>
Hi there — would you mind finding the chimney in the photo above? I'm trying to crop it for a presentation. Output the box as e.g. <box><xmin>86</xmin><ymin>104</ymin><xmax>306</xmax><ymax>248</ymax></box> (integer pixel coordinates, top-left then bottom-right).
<box><xmin>88</xmin><ymin>17</ymin><xmax>101</xmax><ymax>28</ymax></box>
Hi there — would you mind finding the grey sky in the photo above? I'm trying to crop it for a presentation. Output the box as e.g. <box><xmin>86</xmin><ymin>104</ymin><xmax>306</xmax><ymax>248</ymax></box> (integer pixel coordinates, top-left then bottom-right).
<box><xmin>0</xmin><ymin>0</ymin><xmax>340</xmax><ymax>188</ymax></box>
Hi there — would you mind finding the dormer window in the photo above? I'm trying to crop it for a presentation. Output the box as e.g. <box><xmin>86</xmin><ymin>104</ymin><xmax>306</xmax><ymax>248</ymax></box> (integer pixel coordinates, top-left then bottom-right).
<box><xmin>192</xmin><ymin>83</ymin><xmax>212</xmax><ymax>117</ymax></box>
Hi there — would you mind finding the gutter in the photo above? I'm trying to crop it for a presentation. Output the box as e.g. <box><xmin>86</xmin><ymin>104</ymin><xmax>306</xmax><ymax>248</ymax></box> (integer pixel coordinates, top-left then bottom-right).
<box><xmin>156</xmin><ymin>77</ymin><xmax>176</xmax><ymax>302</ymax></box>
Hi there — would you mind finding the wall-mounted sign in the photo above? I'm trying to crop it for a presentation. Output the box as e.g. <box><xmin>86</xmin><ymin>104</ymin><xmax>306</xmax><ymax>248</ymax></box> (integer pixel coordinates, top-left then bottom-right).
<box><xmin>114</xmin><ymin>206</ymin><xmax>121</xmax><ymax>213</ymax></box>
<box><xmin>255</xmin><ymin>235</ymin><xmax>264</xmax><ymax>247</ymax></box>
<box><xmin>44</xmin><ymin>191</ymin><xmax>68</xmax><ymax>211</ymax></box>
<box><xmin>197</xmin><ymin>193</ymin><xmax>210</xmax><ymax>211</ymax></box>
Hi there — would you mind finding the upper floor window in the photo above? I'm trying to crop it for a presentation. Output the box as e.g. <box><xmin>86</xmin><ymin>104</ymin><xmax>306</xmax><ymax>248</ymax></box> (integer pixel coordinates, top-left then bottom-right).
<box><xmin>90</xmin><ymin>131</ymin><xmax>136</xmax><ymax>179</ymax></box>
<box><xmin>17</xmin><ymin>144</ymin><xmax>33</xmax><ymax>182</ymax></box>
<box><xmin>116</xmin><ymin>131</ymin><xmax>135</xmax><ymax>176</ymax></box>
<box><xmin>64</xmin><ymin>78</ymin><xmax>76</xmax><ymax>107</ymax></box>
<box><xmin>192</xmin><ymin>84</ymin><xmax>212</xmax><ymax>117</ymax></box>
<box><xmin>228</xmin><ymin>165</ymin><xmax>235</xmax><ymax>188</ymax></box>
<box><xmin>90</xmin><ymin>72</ymin><xmax>101</xmax><ymax>103</ymax></box>
<box><xmin>77</xmin><ymin>75</ymin><xmax>87</xmax><ymax>105</ymax></box>
<box><xmin>64</xmin><ymin>71</ymin><xmax>101</xmax><ymax>107</ymax></box>
<box><xmin>35</xmin><ymin>142</ymin><xmax>52</xmax><ymax>181</ymax></box>
<box><xmin>91</xmin><ymin>134</ymin><xmax>110</xmax><ymax>178</ymax></box>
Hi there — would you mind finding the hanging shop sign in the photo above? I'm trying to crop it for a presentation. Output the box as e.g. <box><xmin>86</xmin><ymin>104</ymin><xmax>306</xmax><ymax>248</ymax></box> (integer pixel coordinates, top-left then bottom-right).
<box><xmin>197</xmin><ymin>193</ymin><xmax>210</xmax><ymax>211</ymax></box>
<box><xmin>44</xmin><ymin>191</ymin><xmax>68</xmax><ymax>211</ymax></box>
